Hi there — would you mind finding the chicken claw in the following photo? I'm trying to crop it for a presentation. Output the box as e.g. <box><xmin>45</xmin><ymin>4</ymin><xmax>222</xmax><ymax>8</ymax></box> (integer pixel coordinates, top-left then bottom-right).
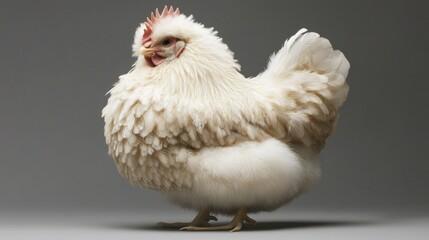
<box><xmin>157</xmin><ymin>208</ymin><xmax>217</xmax><ymax>228</ymax></box>
<box><xmin>180</xmin><ymin>208</ymin><xmax>255</xmax><ymax>232</ymax></box>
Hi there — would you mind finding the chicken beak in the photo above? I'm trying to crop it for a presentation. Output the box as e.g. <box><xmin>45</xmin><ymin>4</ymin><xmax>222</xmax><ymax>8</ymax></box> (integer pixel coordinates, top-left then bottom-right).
<box><xmin>140</xmin><ymin>48</ymin><xmax>157</xmax><ymax>57</ymax></box>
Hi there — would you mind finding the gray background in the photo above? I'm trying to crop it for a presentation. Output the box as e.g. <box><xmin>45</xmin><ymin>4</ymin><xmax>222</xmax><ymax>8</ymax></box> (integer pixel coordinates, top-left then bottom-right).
<box><xmin>1</xmin><ymin>0</ymin><xmax>428</xmax><ymax>238</ymax></box>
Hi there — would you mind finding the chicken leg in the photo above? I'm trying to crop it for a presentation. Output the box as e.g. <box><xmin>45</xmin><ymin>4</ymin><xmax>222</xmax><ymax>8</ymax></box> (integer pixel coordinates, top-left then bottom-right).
<box><xmin>180</xmin><ymin>207</ymin><xmax>256</xmax><ymax>232</ymax></box>
<box><xmin>157</xmin><ymin>208</ymin><xmax>217</xmax><ymax>228</ymax></box>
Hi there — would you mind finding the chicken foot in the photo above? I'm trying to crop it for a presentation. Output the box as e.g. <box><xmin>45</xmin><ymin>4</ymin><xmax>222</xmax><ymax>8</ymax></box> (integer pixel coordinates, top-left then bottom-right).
<box><xmin>157</xmin><ymin>208</ymin><xmax>217</xmax><ymax>228</ymax></box>
<box><xmin>180</xmin><ymin>207</ymin><xmax>256</xmax><ymax>232</ymax></box>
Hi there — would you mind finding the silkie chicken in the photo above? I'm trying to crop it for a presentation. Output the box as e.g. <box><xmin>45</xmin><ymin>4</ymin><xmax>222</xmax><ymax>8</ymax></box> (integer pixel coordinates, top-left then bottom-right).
<box><xmin>102</xmin><ymin>6</ymin><xmax>349</xmax><ymax>232</ymax></box>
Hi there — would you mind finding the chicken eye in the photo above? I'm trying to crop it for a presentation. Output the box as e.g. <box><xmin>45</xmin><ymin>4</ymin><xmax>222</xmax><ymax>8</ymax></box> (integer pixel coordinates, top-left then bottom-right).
<box><xmin>161</xmin><ymin>38</ymin><xmax>172</xmax><ymax>47</ymax></box>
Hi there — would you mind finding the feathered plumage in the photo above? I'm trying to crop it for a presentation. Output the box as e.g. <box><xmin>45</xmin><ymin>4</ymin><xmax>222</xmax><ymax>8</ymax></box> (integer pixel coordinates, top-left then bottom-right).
<box><xmin>102</xmin><ymin>6</ymin><xmax>349</xmax><ymax>231</ymax></box>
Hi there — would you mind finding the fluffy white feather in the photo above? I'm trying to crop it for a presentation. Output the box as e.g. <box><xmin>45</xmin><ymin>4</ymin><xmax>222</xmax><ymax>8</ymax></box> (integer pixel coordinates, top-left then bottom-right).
<box><xmin>102</xmin><ymin>12</ymin><xmax>349</xmax><ymax>214</ymax></box>
<box><xmin>166</xmin><ymin>139</ymin><xmax>320</xmax><ymax>214</ymax></box>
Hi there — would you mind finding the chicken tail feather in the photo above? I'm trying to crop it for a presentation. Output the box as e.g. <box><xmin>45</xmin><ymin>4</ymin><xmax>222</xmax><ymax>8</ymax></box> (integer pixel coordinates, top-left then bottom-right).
<box><xmin>257</xmin><ymin>28</ymin><xmax>350</xmax><ymax>147</ymax></box>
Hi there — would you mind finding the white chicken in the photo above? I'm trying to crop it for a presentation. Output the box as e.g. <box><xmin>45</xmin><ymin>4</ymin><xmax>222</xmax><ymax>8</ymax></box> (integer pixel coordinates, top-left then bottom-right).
<box><xmin>102</xmin><ymin>6</ymin><xmax>349</xmax><ymax>231</ymax></box>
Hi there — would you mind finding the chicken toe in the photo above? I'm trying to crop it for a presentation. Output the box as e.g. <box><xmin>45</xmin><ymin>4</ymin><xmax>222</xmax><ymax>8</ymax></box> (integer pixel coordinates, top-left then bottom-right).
<box><xmin>157</xmin><ymin>208</ymin><xmax>216</xmax><ymax>228</ymax></box>
<box><xmin>180</xmin><ymin>208</ymin><xmax>255</xmax><ymax>232</ymax></box>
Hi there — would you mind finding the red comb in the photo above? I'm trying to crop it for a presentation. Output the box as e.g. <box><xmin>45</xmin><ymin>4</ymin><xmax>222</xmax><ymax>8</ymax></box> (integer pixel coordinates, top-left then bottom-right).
<box><xmin>142</xmin><ymin>6</ymin><xmax>180</xmax><ymax>46</ymax></box>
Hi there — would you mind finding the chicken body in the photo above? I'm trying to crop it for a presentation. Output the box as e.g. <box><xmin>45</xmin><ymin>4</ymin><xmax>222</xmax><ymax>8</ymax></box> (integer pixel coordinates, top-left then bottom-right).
<box><xmin>103</xmin><ymin>7</ymin><xmax>349</xmax><ymax>231</ymax></box>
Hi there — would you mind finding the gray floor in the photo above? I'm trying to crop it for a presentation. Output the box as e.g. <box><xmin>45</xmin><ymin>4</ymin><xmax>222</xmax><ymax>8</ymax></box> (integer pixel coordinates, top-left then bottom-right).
<box><xmin>2</xmin><ymin>208</ymin><xmax>428</xmax><ymax>240</ymax></box>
